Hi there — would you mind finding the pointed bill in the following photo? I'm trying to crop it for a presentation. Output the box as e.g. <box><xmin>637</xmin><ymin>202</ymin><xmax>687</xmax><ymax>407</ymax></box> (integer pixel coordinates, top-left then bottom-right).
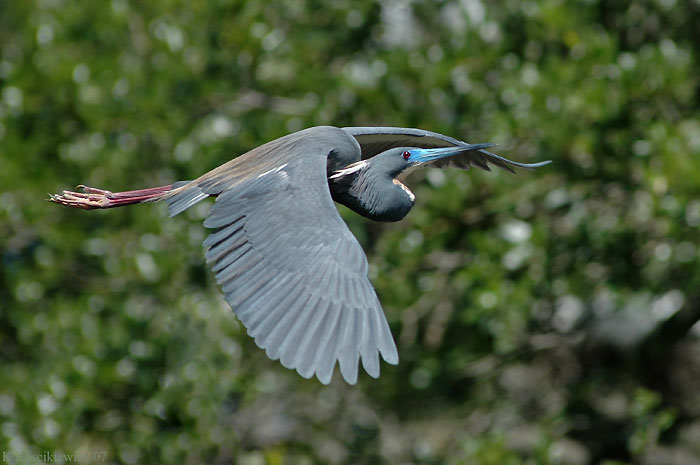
<box><xmin>407</xmin><ymin>143</ymin><xmax>497</xmax><ymax>165</ymax></box>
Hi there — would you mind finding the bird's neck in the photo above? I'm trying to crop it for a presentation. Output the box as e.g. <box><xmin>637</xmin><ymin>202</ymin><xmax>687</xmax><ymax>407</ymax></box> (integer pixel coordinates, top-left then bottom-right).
<box><xmin>329</xmin><ymin>163</ymin><xmax>415</xmax><ymax>222</ymax></box>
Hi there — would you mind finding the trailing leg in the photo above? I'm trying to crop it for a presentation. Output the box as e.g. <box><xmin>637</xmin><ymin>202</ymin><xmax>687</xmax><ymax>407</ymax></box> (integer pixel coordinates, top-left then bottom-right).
<box><xmin>48</xmin><ymin>184</ymin><xmax>174</xmax><ymax>210</ymax></box>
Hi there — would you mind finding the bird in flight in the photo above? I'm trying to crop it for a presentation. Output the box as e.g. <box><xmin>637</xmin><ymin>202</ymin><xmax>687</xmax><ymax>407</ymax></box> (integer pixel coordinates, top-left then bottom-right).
<box><xmin>50</xmin><ymin>126</ymin><xmax>550</xmax><ymax>384</ymax></box>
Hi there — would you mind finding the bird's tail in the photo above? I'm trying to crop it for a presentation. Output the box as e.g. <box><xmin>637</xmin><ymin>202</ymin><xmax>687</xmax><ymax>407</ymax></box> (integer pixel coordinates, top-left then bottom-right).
<box><xmin>160</xmin><ymin>181</ymin><xmax>210</xmax><ymax>217</ymax></box>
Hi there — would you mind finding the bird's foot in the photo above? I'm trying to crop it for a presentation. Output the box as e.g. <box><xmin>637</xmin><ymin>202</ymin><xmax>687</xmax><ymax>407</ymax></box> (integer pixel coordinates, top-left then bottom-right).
<box><xmin>48</xmin><ymin>185</ymin><xmax>116</xmax><ymax>209</ymax></box>
<box><xmin>48</xmin><ymin>184</ymin><xmax>173</xmax><ymax>209</ymax></box>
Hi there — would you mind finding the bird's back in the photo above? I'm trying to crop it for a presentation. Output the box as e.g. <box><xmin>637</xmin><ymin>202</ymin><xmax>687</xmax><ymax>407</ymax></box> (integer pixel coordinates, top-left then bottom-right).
<box><xmin>162</xmin><ymin>126</ymin><xmax>360</xmax><ymax>216</ymax></box>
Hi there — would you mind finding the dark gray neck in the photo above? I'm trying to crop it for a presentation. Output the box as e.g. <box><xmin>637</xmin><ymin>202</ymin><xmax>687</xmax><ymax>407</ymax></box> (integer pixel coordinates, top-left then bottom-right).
<box><xmin>329</xmin><ymin>163</ymin><xmax>415</xmax><ymax>222</ymax></box>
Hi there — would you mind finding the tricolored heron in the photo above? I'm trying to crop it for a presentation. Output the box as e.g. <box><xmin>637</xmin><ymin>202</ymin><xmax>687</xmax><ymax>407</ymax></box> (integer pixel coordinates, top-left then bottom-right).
<box><xmin>50</xmin><ymin>126</ymin><xmax>550</xmax><ymax>384</ymax></box>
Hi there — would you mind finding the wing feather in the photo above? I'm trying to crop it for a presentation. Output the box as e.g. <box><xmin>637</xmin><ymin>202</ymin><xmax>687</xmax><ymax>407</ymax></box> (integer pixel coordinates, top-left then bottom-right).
<box><xmin>247</xmin><ymin>275</ymin><xmax>303</xmax><ymax>337</ymax></box>
<box><xmin>164</xmin><ymin>127</ymin><xmax>398</xmax><ymax>384</ymax></box>
<box><xmin>295</xmin><ymin>298</ymin><xmax>332</xmax><ymax>378</ymax></box>
<box><xmin>337</xmin><ymin>308</ymin><xmax>360</xmax><ymax>384</ymax></box>
<box><xmin>219</xmin><ymin>254</ymin><xmax>264</xmax><ymax>293</ymax></box>
<box><xmin>313</xmin><ymin>302</ymin><xmax>343</xmax><ymax>384</ymax></box>
<box><xmin>202</xmin><ymin>220</ymin><xmax>244</xmax><ymax>248</ymax></box>
<box><xmin>259</xmin><ymin>285</ymin><xmax>310</xmax><ymax>358</ymax></box>
<box><xmin>228</xmin><ymin>267</ymin><xmax>279</xmax><ymax>308</ymax></box>
<box><xmin>343</xmin><ymin>126</ymin><xmax>550</xmax><ymax>172</ymax></box>
<box><xmin>206</xmin><ymin>227</ymin><xmax>247</xmax><ymax>264</ymax></box>
<box><xmin>359</xmin><ymin>309</ymin><xmax>380</xmax><ymax>378</ymax></box>
<box><xmin>203</xmin><ymin>211</ymin><xmax>245</xmax><ymax>229</ymax></box>
<box><xmin>342</xmin><ymin>127</ymin><xmax>464</xmax><ymax>159</ymax></box>
<box><xmin>278</xmin><ymin>293</ymin><xmax>321</xmax><ymax>369</ymax></box>
<box><xmin>211</xmin><ymin>242</ymin><xmax>250</xmax><ymax>273</ymax></box>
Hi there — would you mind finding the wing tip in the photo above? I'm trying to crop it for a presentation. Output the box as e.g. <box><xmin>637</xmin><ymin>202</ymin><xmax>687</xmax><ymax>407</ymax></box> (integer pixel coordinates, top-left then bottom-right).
<box><xmin>479</xmin><ymin>149</ymin><xmax>552</xmax><ymax>172</ymax></box>
<box><xmin>263</xmin><ymin>342</ymin><xmax>397</xmax><ymax>385</ymax></box>
<box><xmin>381</xmin><ymin>350</ymin><xmax>399</xmax><ymax>366</ymax></box>
<box><xmin>520</xmin><ymin>159</ymin><xmax>553</xmax><ymax>168</ymax></box>
<box><xmin>341</xmin><ymin>371</ymin><xmax>359</xmax><ymax>385</ymax></box>
<box><xmin>316</xmin><ymin>370</ymin><xmax>333</xmax><ymax>385</ymax></box>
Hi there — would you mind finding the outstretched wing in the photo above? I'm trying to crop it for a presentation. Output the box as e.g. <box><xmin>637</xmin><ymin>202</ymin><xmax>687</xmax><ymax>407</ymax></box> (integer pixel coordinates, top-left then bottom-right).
<box><xmin>342</xmin><ymin>126</ymin><xmax>550</xmax><ymax>173</ymax></box>
<box><xmin>164</xmin><ymin>128</ymin><xmax>398</xmax><ymax>384</ymax></box>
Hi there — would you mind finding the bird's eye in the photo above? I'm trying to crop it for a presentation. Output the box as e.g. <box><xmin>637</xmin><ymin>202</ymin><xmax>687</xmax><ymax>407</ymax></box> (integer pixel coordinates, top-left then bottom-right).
<box><xmin>402</xmin><ymin>151</ymin><xmax>411</xmax><ymax>160</ymax></box>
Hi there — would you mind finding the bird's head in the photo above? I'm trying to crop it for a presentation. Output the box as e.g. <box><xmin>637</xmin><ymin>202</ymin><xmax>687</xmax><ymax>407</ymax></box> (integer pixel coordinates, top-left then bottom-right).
<box><xmin>374</xmin><ymin>143</ymin><xmax>497</xmax><ymax>179</ymax></box>
<box><xmin>329</xmin><ymin>141</ymin><xmax>499</xmax><ymax>222</ymax></box>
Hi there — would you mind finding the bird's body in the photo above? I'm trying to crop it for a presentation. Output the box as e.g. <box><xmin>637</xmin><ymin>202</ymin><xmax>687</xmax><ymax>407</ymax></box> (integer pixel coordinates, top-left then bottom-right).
<box><xmin>50</xmin><ymin>125</ymin><xmax>550</xmax><ymax>384</ymax></box>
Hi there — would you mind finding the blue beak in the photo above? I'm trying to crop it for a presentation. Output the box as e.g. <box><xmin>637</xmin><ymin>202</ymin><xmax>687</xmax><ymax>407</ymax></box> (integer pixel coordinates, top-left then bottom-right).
<box><xmin>408</xmin><ymin>143</ymin><xmax>496</xmax><ymax>164</ymax></box>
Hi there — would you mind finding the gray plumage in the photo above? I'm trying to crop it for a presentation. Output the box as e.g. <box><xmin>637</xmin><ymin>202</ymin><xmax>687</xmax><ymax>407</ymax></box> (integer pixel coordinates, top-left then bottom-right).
<box><xmin>50</xmin><ymin>125</ymin><xmax>550</xmax><ymax>384</ymax></box>
<box><xmin>165</xmin><ymin>127</ymin><xmax>396</xmax><ymax>384</ymax></box>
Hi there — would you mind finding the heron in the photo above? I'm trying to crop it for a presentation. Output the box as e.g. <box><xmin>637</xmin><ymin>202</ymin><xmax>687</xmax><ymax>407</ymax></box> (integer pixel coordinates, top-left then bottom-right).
<box><xmin>50</xmin><ymin>126</ymin><xmax>550</xmax><ymax>384</ymax></box>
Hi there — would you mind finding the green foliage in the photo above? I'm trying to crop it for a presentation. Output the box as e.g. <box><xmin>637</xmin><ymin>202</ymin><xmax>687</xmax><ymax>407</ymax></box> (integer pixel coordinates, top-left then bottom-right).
<box><xmin>2</xmin><ymin>0</ymin><xmax>700</xmax><ymax>464</ymax></box>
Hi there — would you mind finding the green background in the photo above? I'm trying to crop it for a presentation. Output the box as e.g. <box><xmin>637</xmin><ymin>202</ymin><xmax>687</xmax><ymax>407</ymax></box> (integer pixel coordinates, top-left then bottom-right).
<box><xmin>2</xmin><ymin>1</ymin><xmax>700</xmax><ymax>464</ymax></box>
